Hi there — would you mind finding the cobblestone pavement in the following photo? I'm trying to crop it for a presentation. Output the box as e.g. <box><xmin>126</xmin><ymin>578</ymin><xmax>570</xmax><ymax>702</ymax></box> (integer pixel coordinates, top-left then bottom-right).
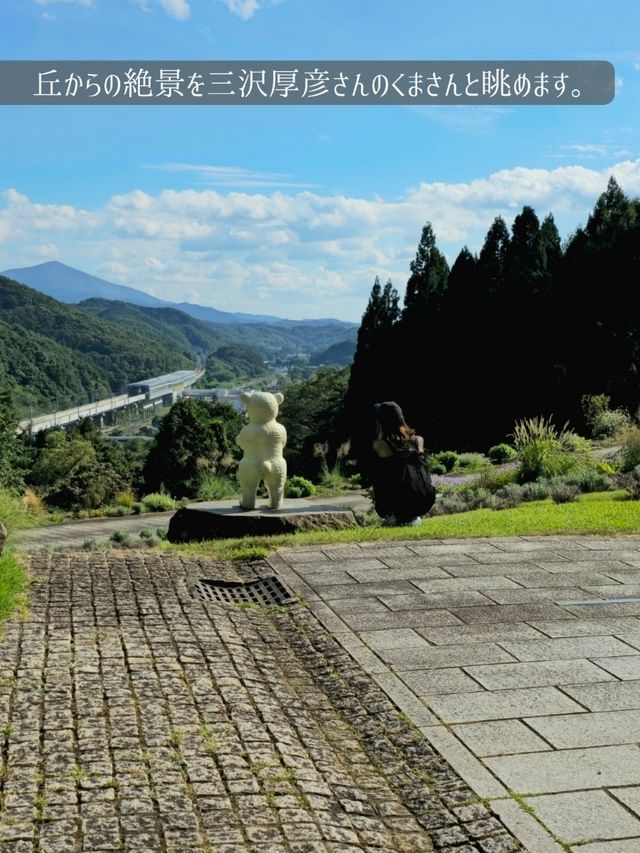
<box><xmin>272</xmin><ymin>535</ymin><xmax>640</xmax><ymax>853</ymax></box>
<box><xmin>0</xmin><ymin>550</ymin><xmax>521</xmax><ymax>853</ymax></box>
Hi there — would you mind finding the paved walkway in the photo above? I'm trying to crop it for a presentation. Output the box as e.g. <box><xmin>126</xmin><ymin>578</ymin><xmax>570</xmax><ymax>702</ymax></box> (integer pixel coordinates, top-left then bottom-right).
<box><xmin>270</xmin><ymin>534</ymin><xmax>640</xmax><ymax>853</ymax></box>
<box><xmin>0</xmin><ymin>549</ymin><xmax>521</xmax><ymax>853</ymax></box>
<box><xmin>9</xmin><ymin>533</ymin><xmax>640</xmax><ymax>851</ymax></box>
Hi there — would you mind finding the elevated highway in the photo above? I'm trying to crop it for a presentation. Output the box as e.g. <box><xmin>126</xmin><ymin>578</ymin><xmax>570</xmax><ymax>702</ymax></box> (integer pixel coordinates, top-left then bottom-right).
<box><xmin>18</xmin><ymin>363</ymin><xmax>205</xmax><ymax>434</ymax></box>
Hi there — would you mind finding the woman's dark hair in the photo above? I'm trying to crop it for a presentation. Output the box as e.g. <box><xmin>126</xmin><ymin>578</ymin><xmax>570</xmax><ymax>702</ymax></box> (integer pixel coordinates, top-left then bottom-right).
<box><xmin>373</xmin><ymin>401</ymin><xmax>415</xmax><ymax>441</ymax></box>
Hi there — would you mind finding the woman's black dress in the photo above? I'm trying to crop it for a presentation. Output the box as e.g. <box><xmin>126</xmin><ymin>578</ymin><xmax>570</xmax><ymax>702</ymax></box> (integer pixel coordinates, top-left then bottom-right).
<box><xmin>372</xmin><ymin>435</ymin><xmax>436</xmax><ymax>522</ymax></box>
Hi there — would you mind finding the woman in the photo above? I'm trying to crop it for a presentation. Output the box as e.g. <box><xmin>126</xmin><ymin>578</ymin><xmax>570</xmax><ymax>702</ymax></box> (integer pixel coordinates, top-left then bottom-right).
<box><xmin>372</xmin><ymin>401</ymin><xmax>436</xmax><ymax>526</ymax></box>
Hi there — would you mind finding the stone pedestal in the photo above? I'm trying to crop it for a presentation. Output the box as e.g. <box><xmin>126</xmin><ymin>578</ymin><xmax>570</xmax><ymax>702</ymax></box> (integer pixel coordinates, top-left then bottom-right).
<box><xmin>167</xmin><ymin>498</ymin><xmax>360</xmax><ymax>543</ymax></box>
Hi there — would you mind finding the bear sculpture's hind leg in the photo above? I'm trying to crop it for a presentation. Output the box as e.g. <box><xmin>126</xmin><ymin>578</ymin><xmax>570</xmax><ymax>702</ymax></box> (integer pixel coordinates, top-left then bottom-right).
<box><xmin>265</xmin><ymin>461</ymin><xmax>286</xmax><ymax>510</ymax></box>
<box><xmin>238</xmin><ymin>461</ymin><xmax>260</xmax><ymax>510</ymax></box>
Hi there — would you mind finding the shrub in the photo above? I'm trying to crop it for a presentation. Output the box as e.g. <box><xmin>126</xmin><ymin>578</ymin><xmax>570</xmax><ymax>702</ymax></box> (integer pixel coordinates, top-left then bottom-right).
<box><xmin>103</xmin><ymin>505</ymin><xmax>132</xmax><ymax>517</ymax></box>
<box><xmin>618</xmin><ymin>466</ymin><xmax>640</xmax><ymax>499</ymax></box>
<box><xmin>520</xmin><ymin>480</ymin><xmax>552</xmax><ymax>501</ymax></box>
<box><xmin>139</xmin><ymin>528</ymin><xmax>155</xmax><ymax>540</ymax></box>
<box><xmin>110</xmin><ymin>529</ymin><xmax>131</xmax><ymax>545</ymax></box>
<box><xmin>477</xmin><ymin>468</ymin><xmax>519</xmax><ymax>492</ymax></box>
<box><xmin>285</xmin><ymin>476</ymin><xmax>316</xmax><ymax>498</ymax></box>
<box><xmin>592</xmin><ymin>408</ymin><xmax>632</xmax><ymax>438</ymax></box>
<box><xmin>140</xmin><ymin>492</ymin><xmax>178</xmax><ymax>513</ymax></box>
<box><xmin>197</xmin><ymin>473</ymin><xmax>238</xmax><ymax>501</ymax></box>
<box><xmin>619</xmin><ymin>427</ymin><xmax>640</xmax><ymax>473</ymax></box>
<box><xmin>116</xmin><ymin>489</ymin><xmax>136</xmax><ymax>508</ymax></box>
<box><xmin>434</xmin><ymin>451</ymin><xmax>458</xmax><ymax>472</ymax></box>
<box><xmin>488</xmin><ymin>443</ymin><xmax>517</xmax><ymax>464</ymax></box>
<box><xmin>567</xmin><ymin>469</ymin><xmax>612</xmax><ymax>493</ymax></box>
<box><xmin>20</xmin><ymin>488</ymin><xmax>45</xmax><ymax>517</ymax></box>
<box><xmin>428</xmin><ymin>461</ymin><xmax>447</xmax><ymax>476</ymax></box>
<box><xmin>464</xmin><ymin>488</ymin><xmax>494</xmax><ymax>510</ymax></box>
<box><xmin>511</xmin><ymin>415</ymin><xmax>593</xmax><ymax>482</ymax></box>
<box><xmin>581</xmin><ymin>393</ymin><xmax>611</xmax><ymax>435</ymax></box>
<box><xmin>346</xmin><ymin>474</ymin><xmax>362</xmax><ymax>489</ymax></box>
<box><xmin>455</xmin><ymin>452</ymin><xmax>490</xmax><ymax>471</ymax></box>
<box><xmin>155</xmin><ymin>527</ymin><xmax>168</xmax><ymax>540</ymax></box>
<box><xmin>494</xmin><ymin>483</ymin><xmax>526</xmax><ymax>508</ymax></box>
<box><xmin>551</xmin><ymin>484</ymin><xmax>580</xmax><ymax>504</ymax></box>
<box><xmin>597</xmin><ymin>461</ymin><xmax>617</xmax><ymax>476</ymax></box>
<box><xmin>428</xmin><ymin>494</ymin><xmax>468</xmax><ymax>516</ymax></box>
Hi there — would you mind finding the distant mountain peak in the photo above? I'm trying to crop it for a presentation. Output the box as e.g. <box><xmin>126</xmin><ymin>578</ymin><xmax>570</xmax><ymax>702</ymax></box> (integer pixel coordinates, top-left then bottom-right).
<box><xmin>0</xmin><ymin>260</ymin><xmax>356</xmax><ymax>328</ymax></box>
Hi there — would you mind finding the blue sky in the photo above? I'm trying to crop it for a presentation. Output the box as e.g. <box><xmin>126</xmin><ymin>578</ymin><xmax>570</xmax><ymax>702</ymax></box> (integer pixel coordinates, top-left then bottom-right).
<box><xmin>1</xmin><ymin>0</ymin><xmax>639</xmax><ymax>320</ymax></box>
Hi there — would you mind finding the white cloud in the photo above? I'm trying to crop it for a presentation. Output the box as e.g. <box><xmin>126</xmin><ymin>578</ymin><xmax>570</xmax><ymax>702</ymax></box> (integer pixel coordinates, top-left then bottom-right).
<box><xmin>134</xmin><ymin>0</ymin><xmax>190</xmax><ymax>18</ymax></box>
<box><xmin>33</xmin><ymin>243</ymin><xmax>60</xmax><ymax>257</ymax></box>
<box><xmin>35</xmin><ymin>0</ymin><xmax>93</xmax><ymax>7</ymax></box>
<box><xmin>2</xmin><ymin>159</ymin><xmax>640</xmax><ymax>320</ymax></box>
<box><xmin>157</xmin><ymin>0</ymin><xmax>190</xmax><ymax>19</ymax></box>
<box><xmin>147</xmin><ymin>163</ymin><xmax>316</xmax><ymax>189</ymax></box>
<box><xmin>222</xmin><ymin>0</ymin><xmax>260</xmax><ymax>19</ymax></box>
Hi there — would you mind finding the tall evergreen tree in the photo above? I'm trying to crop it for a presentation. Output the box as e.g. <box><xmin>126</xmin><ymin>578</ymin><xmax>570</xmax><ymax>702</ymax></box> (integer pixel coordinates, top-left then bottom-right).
<box><xmin>440</xmin><ymin>247</ymin><xmax>480</xmax><ymax>448</ymax></box>
<box><xmin>397</xmin><ymin>223</ymin><xmax>450</xmax><ymax>446</ymax></box>
<box><xmin>403</xmin><ymin>223</ymin><xmax>450</xmax><ymax>315</ymax></box>
<box><xmin>344</xmin><ymin>276</ymin><xmax>400</xmax><ymax>479</ymax></box>
<box><xmin>559</xmin><ymin>178</ymin><xmax>640</xmax><ymax>421</ymax></box>
<box><xmin>477</xmin><ymin>216</ymin><xmax>510</xmax><ymax>298</ymax></box>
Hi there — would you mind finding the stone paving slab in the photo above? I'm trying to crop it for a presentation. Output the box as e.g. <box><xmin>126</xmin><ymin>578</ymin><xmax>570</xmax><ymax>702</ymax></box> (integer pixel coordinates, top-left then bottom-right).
<box><xmin>498</xmin><ymin>635</ymin><xmax>637</xmax><ymax>661</ymax></box>
<box><xmin>524</xmin><ymin>709</ymin><xmax>640</xmax><ymax>748</ymax></box>
<box><xmin>523</xmin><ymin>790</ymin><xmax>640</xmax><ymax>844</ymax></box>
<box><xmin>527</xmin><ymin>617</ymin><xmax>640</xmax><ymax>637</ymax></box>
<box><xmin>592</xmin><ymin>655</ymin><xmax>640</xmax><ymax>679</ymax></box>
<box><xmin>273</xmin><ymin>534</ymin><xmax>640</xmax><ymax>851</ymax></box>
<box><xmin>485</xmin><ymin>745</ymin><xmax>640</xmax><ymax>793</ymax></box>
<box><xmin>560</xmin><ymin>679</ymin><xmax>640</xmax><ymax>710</ymax></box>
<box><xmin>451</xmin><ymin>720</ymin><xmax>551</xmax><ymax>757</ymax></box>
<box><xmin>2</xmin><ymin>549</ymin><xmax>527</xmax><ymax>853</ymax></box>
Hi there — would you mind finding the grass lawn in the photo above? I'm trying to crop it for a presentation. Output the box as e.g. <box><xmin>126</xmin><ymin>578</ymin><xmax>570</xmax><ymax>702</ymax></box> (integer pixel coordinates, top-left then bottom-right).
<box><xmin>164</xmin><ymin>490</ymin><xmax>640</xmax><ymax>561</ymax></box>
<box><xmin>0</xmin><ymin>490</ymin><xmax>37</xmax><ymax>622</ymax></box>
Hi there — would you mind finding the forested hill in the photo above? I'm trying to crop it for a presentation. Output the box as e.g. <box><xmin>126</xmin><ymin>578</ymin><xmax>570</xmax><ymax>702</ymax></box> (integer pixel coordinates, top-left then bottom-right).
<box><xmin>0</xmin><ymin>320</ymin><xmax>111</xmax><ymax>412</ymax></box>
<box><xmin>79</xmin><ymin>298</ymin><xmax>357</xmax><ymax>360</ymax></box>
<box><xmin>0</xmin><ymin>276</ymin><xmax>191</xmax><ymax>409</ymax></box>
<box><xmin>79</xmin><ymin>298</ymin><xmax>231</xmax><ymax>355</ymax></box>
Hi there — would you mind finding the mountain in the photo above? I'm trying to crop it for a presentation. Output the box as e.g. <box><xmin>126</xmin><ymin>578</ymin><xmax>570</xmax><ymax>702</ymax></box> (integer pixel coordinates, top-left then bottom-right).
<box><xmin>310</xmin><ymin>339</ymin><xmax>357</xmax><ymax>367</ymax></box>
<box><xmin>79</xmin><ymin>298</ymin><xmax>231</xmax><ymax>356</ymax></box>
<box><xmin>2</xmin><ymin>261</ymin><xmax>169</xmax><ymax>308</ymax></box>
<box><xmin>79</xmin><ymin>298</ymin><xmax>357</xmax><ymax>362</ymax></box>
<box><xmin>0</xmin><ymin>275</ymin><xmax>192</xmax><ymax>410</ymax></box>
<box><xmin>1</xmin><ymin>261</ymin><xmax>355</xmax><ymax>328</ymax></box>
<box><xmin>0</xmin><ymin>320</ymin><xmax>111</xmax><ymax>413</ymax></box>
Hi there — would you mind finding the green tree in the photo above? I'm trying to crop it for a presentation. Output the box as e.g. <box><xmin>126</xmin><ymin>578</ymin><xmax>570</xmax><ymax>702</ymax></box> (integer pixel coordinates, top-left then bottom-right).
<box><xmin>0</xmin><ymin>387</ymin><xmax>24</xmax><ymax>492</ymax></box>
<box><xmin>403</xmin><ymin>223</ymin><xmax>450</xmax><ymax>316</ymax></box>
<box><xmin>343</xmin><ymin>277</ymin><xmax>400</xmax><ymax>478</ymax></box>
<box><xmin>396</xmin><ymin>223</ymin><xmax>450</xmax><ymax>447</ymax></box>
<box><xmin>280</xmin><ymin>367</ymin><xmax>350</xmax><ymax>480</ymax></box>
<box><xmin>27</xmin><ymin>426</ymin><xmax>125</xmax><ymax>510</ymax></box>
<box><xmin>142</xmin><ymin>399</ymin><xmax>244</xmax><ymax>498</ymax></box>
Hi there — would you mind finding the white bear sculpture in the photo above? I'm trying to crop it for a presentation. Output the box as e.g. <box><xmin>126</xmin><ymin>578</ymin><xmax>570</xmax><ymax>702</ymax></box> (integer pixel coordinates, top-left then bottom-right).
<box><xmin>236</xmin><ymin>391</ymin><xmax>287</xmax><ymax>510</ymax></box>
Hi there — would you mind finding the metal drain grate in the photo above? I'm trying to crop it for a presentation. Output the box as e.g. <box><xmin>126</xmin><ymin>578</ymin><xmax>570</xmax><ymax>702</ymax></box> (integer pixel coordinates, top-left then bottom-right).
<box><xmin>193</xmin><ymin>575</ymin><xmax>295</xmax><ymax>607</ymax></box>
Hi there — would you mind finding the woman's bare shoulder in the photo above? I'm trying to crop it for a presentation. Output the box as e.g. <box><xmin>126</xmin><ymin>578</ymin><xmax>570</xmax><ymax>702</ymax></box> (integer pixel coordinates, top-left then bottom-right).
<box><xmin>414</xmin><ymin>434</ymin><xmax>425</xmax><ymax>451</ymax></box>
<box><xmin>372</xmin><ymin>439</ymin><xmax>393</xmax><ymax>458</ymax></box>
